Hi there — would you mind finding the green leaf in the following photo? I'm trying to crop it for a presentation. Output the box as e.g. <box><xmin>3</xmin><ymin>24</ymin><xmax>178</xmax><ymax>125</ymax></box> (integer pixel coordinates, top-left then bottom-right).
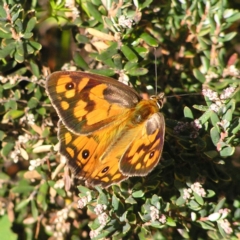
<box><xmin>31</xmin><ymin>200</ymin><xmax>39</xmax><ymax>219</ymax></box>
<box><xmin>0</xmin><ymin>215</ymin><xmax>18</xmax><ymax>240</ymax></box>
<box><xmin>193</xmin><ymin>68</ymin><xmax>205</xmax><ymax>83</ymax></box>
<box><xmin>0</xmin><ymin>130</ymin><xmax>6</xmax><ymax>141</ymax></box>
<box><xmin>89</xmin><ymin>68</ymin><xmax>115</xmax><ymax>77</ymax></box>
<box><xmin>28</xmin><ymin>97</ymin><xmax>39</xmax><ymax>109</ymax></box>
<box><xmin>25</xmin><ymin>17</ymin><xmax>37</xmax><ymax>33</ymax></box>
<box><xmin>78</xmin><ymin>185</ymin><xmax>91</xmax><ymax>194</ymax></box>
<box><xmin>1</xmin><ymin>142</ymin><xmax>14</xmax><ymax>157</ymax></box>
<box><xmin>15</xmin><ymin>18</ymin><xmax>23</xmax><ymax>32</ymax></box>
<box><xmin>112</xmin><ymin>195</ymin><xmax>124</xmax><ymax>213</ymax></box>
<box><xmin>210</xmin><ymin>127</ymin><xmax>220</xmax><ymax>146</ymax></box>
<box><xmin>85</xmin><ymin>2</ymin><xmax>103</xmax><ymax>23</ymax></box>
<box><xmin>23</xmin><ymin>32</ymin><xmax>33</xmax><ymax>39</ymax></box>
<box><xmin>124</xmin><ymin>61</ymin><xmax>138</xmax><ymax>71</ymax></box>
<box><xmin>189</xmin><ymin>199</ymin><xmax>200</xmax><ymax>210</ymax></box>
<box><xmin>15</xmin><ymin>199</ymin><xmax>30</xmax><ymax>211</ymax></box>
<box><xmin>121</xmin><ymin>45</ymin><xmax>138</xmax><ymax>62</ymax></box>
<box><xmin>193</xmin><ymin>192</ymin><xmax>204</xmax><ymax>205</ymax></box>
<box><xmin>75</xmin><ymin>34</ymin><xmax>89</xmax><ymax>44</ymax></box>
<box><xmin>222</xmin><ymin>109</ymin><xmax>232</xmax><ymax>122</ymax></box>
<box><xmin>14</xmin><ymin>50</ymin><xmax>24</xmax><ymax>63</ymax></box>
<box><xmin>203</xmin><ymin>150</ymin><xmax>218</xmax><ymax>158</ymax></box>
<box><xmin>0</xmin><ymin>42</ymin><xmax>15</xmax><ymax>58</ymax></box>
<box><xmin>220</xmin><ymin>146</ymin><xmax>235</xmax><ymax>157</ymax></box>
<box><xmin>14</xmin><ymin>89</ymin><xmax>21</xmax><ymax>100</ymax></box>
<box><xmin>98</xmin><ymin>192</ymin><xmax>108</xmax><ymax>205</ymax></box>
<box><xmin>214</xmin><ymin>197</ymin><xmax>226</xmax><ymax>212</ymax></box>
<box><xmin>3</xmin><ymin>110</ymin><xmax>24</xmax><ymax>120</ymax></box>
<box><xmin>5</xmin><ymin>99</ymin><xmax>17</xmax><ymax>110</ymax></box>
<box><xmin>166</xmin><ymin>217</ymin><xmax>176</xmax><ymax>227</ymax></box>
<box><xmin>125</xmin><ymin>196</ymin><xmax>137</xmax><ymax>204</ymax></box>
<box><xmin>29</xmin><ymin>40</ymin><xmax>42</xmax><ymax>51</ymax></box>
<box><xmin>97</xmin><ymin>42</ymin><xmax>118</xmax><ymax>61</ymax></box>
<box><xmin>123</xmin><ymin>222</ymin><xmax>131</xmax><ymax>234</ymax></box>
<box><xmin>0</xmin><ymin>30</ymin><xmax>12</xmax><ymax>39</ymax></box>
<box><xmin>139</xmin><ymin>0</ymin><xmax>154</xmax><ymax>10</ymax></box>
<box><xmin>198</xmin><ymin>109</ymin><xmax>212</xmax><ymax>125</ymax></box>
<box><xmin>132</xmin><ymin>189</ymin><xmax>144</xmax><ymax>198</ymax></box>
<box><xmin>73</xmin><ymin>53</ymin><xmax>89</xmax><ymax>69</ymax></box>
<box><xmin>225</xmin><ymin>11</ymin><xmax>240</xmax><ymax>23</ymax></box>
<box><xmin>196</xmin><ymin>220</ymin><xmax>216</xmax><ymax>230</ymax></box>
<box><xmin>210</xmin><ymin>112</ymin><xmax>220</xmax><ymax>127</ymax></box>
<box><xmin>229</xmin><ymin>118</ymin><xmax>240</xmax><ymax>135</ymax></box>
<box><xmin>16</xmin><ymin>41</ymin><xmax>24</xmax><ymax>56</ymax></box>
<box><xmin>140</xmin><ymin>33</ymin><xmax>158</xmax><ymax>47</ymax></box>
<box><xmin>11</xmin><ymin>182</ymin><xmax>35</xmax><ymax>194</ymax></box>
<box><xmin>113</xmin><ymin>54</ymin><xmax>122</xmax><ymax>70</ymax></box>
<box><xmin>219</xmin><ymin>32</ymin><xmax>237</xmax><ymax>42</ymax></box>
<box><xmin>30</xmin><ymin>60</ymin><xmax>40</xmax><ymax>77</ymax></box>
<box><xmin>128</xmin><ymin>67</ymin><xmax>148</xmax><ymax>76</ymax></box>
<box><xmin>184</xmin><ymin>106</ymin><xmax>194</xmax><ymax>119</ymax></box>
<box><xmin>0</xmin><ymin>5</ymin><xmax>7</xmax><ymax>18</ymax></box>
<box><xmin>37</xmin><ymin>181</ymin><xmax>49</xmax><ymax>211</ymax></box>
<box><xmin>36</xmin><ymin>107</ymin><xmax>46</xmax><ymax>116</ymax></box>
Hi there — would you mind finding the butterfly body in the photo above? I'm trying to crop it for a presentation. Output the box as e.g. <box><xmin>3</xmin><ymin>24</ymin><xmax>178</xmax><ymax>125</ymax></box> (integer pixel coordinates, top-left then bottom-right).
<box><xmin>47</xmin><ymin>71</ymin><xmax>165</xmax><ymax>188</ymax></box>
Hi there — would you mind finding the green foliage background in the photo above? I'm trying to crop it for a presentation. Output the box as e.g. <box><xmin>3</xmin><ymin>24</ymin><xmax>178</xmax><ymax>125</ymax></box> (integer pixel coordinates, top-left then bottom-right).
<box><xmin>0</xmin><ymin>0</ymin><xmax>240</xmax><ymax>239</ymax></box>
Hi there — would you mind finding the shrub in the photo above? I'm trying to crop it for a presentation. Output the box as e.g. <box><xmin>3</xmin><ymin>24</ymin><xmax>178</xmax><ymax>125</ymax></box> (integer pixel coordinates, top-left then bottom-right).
<box><xmin>0</xmin><ymin>0</ymin><xmax>240</xmax><ymax>239</ymax></box>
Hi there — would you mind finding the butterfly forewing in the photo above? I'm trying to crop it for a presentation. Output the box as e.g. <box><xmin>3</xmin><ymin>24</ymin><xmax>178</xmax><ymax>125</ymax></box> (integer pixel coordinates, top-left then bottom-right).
<box><xmin>46</xmin><ymin>71</ymin><xmax>141</xmax><ymax>135</ymax></box>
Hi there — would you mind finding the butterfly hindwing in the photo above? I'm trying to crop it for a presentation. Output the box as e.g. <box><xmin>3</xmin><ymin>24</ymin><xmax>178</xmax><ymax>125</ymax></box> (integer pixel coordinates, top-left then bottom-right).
<box><xmin>119</xmin><ymin>112</ymin><xmax>165</xmax><ymax>176</ymax></box>
<box><xmin>58</xmin><ymin>121</ymin><xmax>128</xmax><ymax>188</ymax></box>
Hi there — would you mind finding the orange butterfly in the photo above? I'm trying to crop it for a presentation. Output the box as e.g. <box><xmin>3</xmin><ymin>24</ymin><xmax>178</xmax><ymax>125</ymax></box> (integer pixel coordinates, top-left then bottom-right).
<box><xmin>46</xmin><ymin>71</ymin><xmax>165</xmax><ymax>188</ymax></box>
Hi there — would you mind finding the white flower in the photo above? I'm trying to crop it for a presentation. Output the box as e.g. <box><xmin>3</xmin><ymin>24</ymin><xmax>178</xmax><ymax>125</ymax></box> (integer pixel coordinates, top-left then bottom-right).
<box><xmin>28</xmin><ymin>158</ymin><xmax>41</xmax><ymax>171</ymax></box>
<box><xmin>219</xmin><ymin>219</ymin><xmax>233</xmax><ymax>234</ymax></box>
<box><xmin>98</xmin><ymin>212</ymin><xmax>108</xmax><ymax>226</ymax></box>
<box><xmin>183</xmin><ymin>188</ymin><xmax>192</xmax><ymax>200</ymax></box>
<box><xmin>150</xmin><ymin>206</ymin><xmax>159</xmax><ymax>221</ymax></box>
<box><xmin>190</xmin><ymin>182</ymin><xmax>206</xmax><ymax>197</ymax></box>
<box><xmin>94</xmin><ymin>204</ymin><xmax>107</xmax><ymax>215</ymax></box>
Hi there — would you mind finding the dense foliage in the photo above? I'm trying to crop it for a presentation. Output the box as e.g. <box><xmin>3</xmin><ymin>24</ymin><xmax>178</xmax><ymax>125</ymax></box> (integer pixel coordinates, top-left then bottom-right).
<box><xmin>0</xmin><ymin>0</ymin><xmax>240</xmax><ymax>239</ymax></box>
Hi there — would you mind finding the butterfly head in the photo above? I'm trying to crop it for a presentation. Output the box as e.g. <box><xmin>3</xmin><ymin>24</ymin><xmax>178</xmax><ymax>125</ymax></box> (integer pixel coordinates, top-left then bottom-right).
<box><xmin>150</xmin><ymin>92</ymin><xmax>164</xmax><ymax>109</ymax></box>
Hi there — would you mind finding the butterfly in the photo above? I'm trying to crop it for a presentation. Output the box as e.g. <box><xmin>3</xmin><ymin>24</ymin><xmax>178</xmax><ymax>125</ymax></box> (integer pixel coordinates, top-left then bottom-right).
<box><xmin>46</xmin><ymin>71</ymin><xmax>165</xmax><ymax>188</ymax></box>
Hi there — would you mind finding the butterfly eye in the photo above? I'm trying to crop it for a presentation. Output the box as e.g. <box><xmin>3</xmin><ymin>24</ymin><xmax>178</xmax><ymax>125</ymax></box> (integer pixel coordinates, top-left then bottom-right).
<box><xmin>82</xmin><ymin>149</ymin><xmax>89</xmax><ymax>159</ymax></box>
<box><xmin>65</xmin><ymin>82</ymin><xmax>75</xmax><ymax>90</ymax></box>
<box><xmin>149</xmin><ymin>151</ymin><xmax>155</xmax><ymax>159</ymax></box>
<box><xmin>101</xmin><ymin>166</ymin><xmax>109</xmax><ymax>173</ymax></box>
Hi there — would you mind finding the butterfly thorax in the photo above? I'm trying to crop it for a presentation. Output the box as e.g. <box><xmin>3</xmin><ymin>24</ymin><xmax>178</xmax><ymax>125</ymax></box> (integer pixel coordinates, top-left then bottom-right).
<box><xmin>130</xmin><ymin>93</ymin><xmax>164</xmax><ymax>125</ymax></box>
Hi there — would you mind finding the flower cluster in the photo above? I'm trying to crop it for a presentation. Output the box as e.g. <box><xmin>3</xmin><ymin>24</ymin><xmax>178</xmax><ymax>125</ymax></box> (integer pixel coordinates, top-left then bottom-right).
<box><xmin>77</xmin><ymin>192</ymin><xmax>92</xmax><ymax>209</ymax></box>
<box><xmin>183</xmin><ymin>182</ymin><xmax>206</xmax><ymax>200</ymax></box>
<box><xmin>19</xmin><ymin>113</ymin><xmax>35</xmax><ymax>125</ymax></box>
<box><xmin>219</xmin><ymin>219</ymin><xmax>233</xmax><ymax>234</ymax></box>
<box><xmin>149</xmin><ymin>206</ymin><xmax>166</xmax><ymax>224</ymax></box>
<box><xmin>174</xmin><ymin>120</ymin><xmax>202</xmax><ymax>138</ymax></box>
<box><xmin>202</xmin><ymin>87</ymin><xmax>236</xmax><ymax>112</ymax></box>
<box><xmin>45</xmin><ymin>207</ymin><xmax>71</xmax><ymax>240</ymax></box>
<box><xmin>89</xmin><ymin>204</ymin><xmax>109</xmax><ymax>239</ymax></box>
<box><xmin>28</xmin><ymin>158</ymin><xmax>42</xmax><ymax>171</ymax></box>
<box><xmin>118</xmin><ymin>15</ymin><xmax>134</xmax><ymax>28</ymax></box>
<box><xmin>65</xmin><ymin>0</ymin><xmax>80</xmax><ymax>20</ymax></box>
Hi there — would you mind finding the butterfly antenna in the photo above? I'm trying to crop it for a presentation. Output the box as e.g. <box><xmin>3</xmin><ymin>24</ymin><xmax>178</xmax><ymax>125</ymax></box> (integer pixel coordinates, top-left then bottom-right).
<box><xmin>154</xmin><ymin>47</ymin><xmax>158</xmax><ymax>95</ymax></box>
<box><xmin>166</xmin><ymin>93</ymin><xmax>202</xmax><ymax>99</ymax></box>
